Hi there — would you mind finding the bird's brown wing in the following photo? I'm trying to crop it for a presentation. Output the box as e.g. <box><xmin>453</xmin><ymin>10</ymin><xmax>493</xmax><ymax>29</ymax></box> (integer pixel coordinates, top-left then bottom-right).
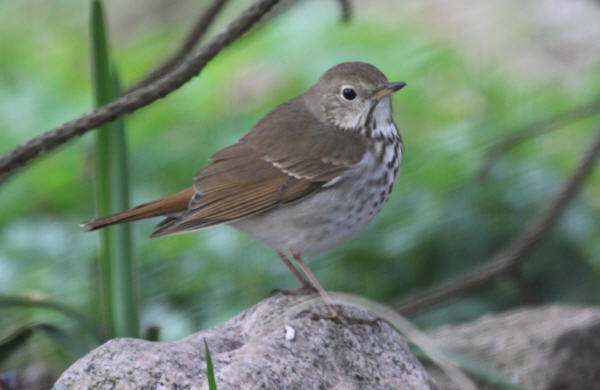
<box><xmin>151</xmin><ymin>99</ymin><xmax>367</xmax><ymax>237</ymax></box>
<box><xmin>240</xmin><ymin>98</ymin><xmax>366</xmax><ymax>181</ymax></box>
<box><xmin>150</xmin><ymin>144</ymin><xmax>317</xmax><ymax>237</ymax></box>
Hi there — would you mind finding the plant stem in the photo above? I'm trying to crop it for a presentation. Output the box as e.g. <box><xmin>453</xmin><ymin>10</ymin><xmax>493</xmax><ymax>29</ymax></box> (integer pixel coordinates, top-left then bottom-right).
<box><xmin>90</xmin><ymin>0</ymin><xmax>138</xmax><ymax>338</ymax></box>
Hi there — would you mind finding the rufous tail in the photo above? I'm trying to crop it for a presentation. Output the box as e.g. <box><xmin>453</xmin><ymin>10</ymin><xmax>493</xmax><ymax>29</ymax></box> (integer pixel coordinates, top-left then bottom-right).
<box><xmin>80</xmin><ymin>187</ymin><xmax>194</xmax><ymax>231</ymax></box>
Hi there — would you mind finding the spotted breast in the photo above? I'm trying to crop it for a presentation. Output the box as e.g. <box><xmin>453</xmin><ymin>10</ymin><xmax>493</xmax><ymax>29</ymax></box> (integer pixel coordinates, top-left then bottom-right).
<box><xmin>231</xmin><ymin>103</ymin><xmax>402</xmax><ymax>259</ymax></box>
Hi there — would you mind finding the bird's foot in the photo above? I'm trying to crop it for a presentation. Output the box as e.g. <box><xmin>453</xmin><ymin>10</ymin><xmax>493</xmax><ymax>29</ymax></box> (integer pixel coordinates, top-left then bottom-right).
<box><xmin>271</xmin><ymin>285</ymin><xmax>318</xmax><ymax>296</ymax></box>
<box><xmin>308</xmin><ymin>305</ymin><xmax>340</xmax><ymax>320</ymax></box>
<box><xmin>302</xmin><ymin>308</ymin><xmax>380</xmax><ymax>327</ymax></box>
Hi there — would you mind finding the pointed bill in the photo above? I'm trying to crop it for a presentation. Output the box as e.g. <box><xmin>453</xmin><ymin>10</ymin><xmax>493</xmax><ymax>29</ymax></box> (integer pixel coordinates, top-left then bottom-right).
<box><xmin>370</xmin><ymin>81</ymin><xmax>407</xmax><ymax>100</ymax></box>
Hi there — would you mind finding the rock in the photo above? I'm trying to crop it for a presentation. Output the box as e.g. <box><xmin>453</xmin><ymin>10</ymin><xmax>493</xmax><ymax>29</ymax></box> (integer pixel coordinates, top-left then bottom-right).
<box><xmin>425</xmin><ymin>305</ymin><xmax>600</xmax><ymax>390</ymax></box>
<box><xmin>54</xmin><ymin>294</ymin><xmax>436</xmax><ymax>390</ymax></box>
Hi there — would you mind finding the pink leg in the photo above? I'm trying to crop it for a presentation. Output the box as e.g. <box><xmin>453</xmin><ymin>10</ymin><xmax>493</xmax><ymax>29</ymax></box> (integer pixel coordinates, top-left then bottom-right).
<box><xmin>276</xmin><ymin>252</ymin><xmax>317</xmax><ymax>295</ymax></box>
<box><xmin>290</xmin><ymin>251</ymin><xmax>338</xmax><ymax>317</ymax></box>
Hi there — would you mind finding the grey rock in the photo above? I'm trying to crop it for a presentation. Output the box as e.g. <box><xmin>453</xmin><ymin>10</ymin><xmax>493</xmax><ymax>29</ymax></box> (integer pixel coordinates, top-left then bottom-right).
<box><xmin>426</xmin><ymin>305</ymin><xmax>600</xmax><ymax>390</ymax></box>
<box><xmin>54</xmin><ymin>294</ymin><xmax>436</xmax><ymax>389</ymax></box>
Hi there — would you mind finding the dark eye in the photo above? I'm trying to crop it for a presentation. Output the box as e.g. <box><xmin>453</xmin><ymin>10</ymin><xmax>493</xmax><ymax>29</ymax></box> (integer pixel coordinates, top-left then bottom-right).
<box><xmin>342</xmin><ymin>88</ymin><xmax>357</xmax><ymax>101</ymax></box>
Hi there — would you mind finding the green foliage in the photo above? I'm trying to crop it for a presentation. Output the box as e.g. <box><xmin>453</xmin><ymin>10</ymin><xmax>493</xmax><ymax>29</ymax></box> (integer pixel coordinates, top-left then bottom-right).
<box><xmin>0</xmin><ymin>323</ymin><xmax>86</xmax><ymax>365</ymax></box>
<box><xmin>90</xmin><ymin>0</ymin><xmax>138</xmax><ymax>338</ymax></box>
<box><xmin>0</xmin><ymin>296</ymin><xmax>103</xmax><ymax>345</ymax></box>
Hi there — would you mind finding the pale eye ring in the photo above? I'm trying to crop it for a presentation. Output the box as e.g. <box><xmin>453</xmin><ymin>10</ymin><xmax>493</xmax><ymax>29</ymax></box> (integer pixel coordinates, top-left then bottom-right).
<box><xmin>340</xmin><ymin>86</ymin><xmax>357</xmax><ymax>101</ymax></box>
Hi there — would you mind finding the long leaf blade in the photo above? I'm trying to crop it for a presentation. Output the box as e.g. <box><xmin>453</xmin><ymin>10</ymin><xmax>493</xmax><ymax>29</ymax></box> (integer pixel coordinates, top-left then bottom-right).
<box><xmin>0</xmin><ymin>295</ymin><xmax>103</xmax><ymax>344</ymax></box>
<box><xmin>204</xmin><ymin>339</ymin><xmax>218</xmax><ymax>390</ymax></box>
<box><xmin>0</xmin><ymin>323</ymin><xmax>86</xmax><ymax>365</ymax></box>
<box><xmin>0</xmin><ymin>326</ymin><xmax>33</xmax><ymax>364</ymax></box>
<box><xmin>90</xmin><ymin>0</ymin><xmax>138</xmax><ymax>338</ymax></box>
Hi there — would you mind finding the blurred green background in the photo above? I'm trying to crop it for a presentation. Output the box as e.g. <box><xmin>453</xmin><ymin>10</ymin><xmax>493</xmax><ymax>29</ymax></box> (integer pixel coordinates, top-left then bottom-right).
<box><xmin>1</xmin><ymin>0</ymin><xmax>600</xmax><ymax>379</ymax></box>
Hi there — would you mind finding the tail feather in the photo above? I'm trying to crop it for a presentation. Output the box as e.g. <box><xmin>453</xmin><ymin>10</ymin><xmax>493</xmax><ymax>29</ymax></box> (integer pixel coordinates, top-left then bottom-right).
<box><xmin>81</xmin><ymin>187</ymin><xmax>194</xmax><ymax>231</ymax></box>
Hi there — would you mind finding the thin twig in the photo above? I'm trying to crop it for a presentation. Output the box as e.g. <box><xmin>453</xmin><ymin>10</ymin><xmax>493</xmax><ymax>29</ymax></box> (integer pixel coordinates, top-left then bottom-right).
<box><xmin>396</xmin><ymin>124</ymin><xmax>600</xmax><ymax>316</ymax></box>
<box><xmin>479</xmin><ymin>97</ymin><xmax>600</xmax><ymax>178</ymax></box>
<box><xmin>127</xmin><ymin>0</ymin><xmax>230</xmax><ymax>93</ymax></box>
<box><xmin>0</xmin><ymin>0</ymin><xmax>280</xmax><ymax>186</ymax></box>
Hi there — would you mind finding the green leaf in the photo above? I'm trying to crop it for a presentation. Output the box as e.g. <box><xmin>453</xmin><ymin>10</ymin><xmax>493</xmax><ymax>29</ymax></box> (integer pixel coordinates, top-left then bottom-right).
<box><xmin>90</xmin><ymin>0</ymin><xmax>138</xmax><ymax>338</ymax></box>
<box><xmin>0</xmin><ymin>295</ymin><xmax>103</xmax><ymax>345</ymax></box>
<box><xmin>0</xmin><ymin>323</ymin><xmax>86</xmax><ymax>365</ymax></box>
<box><xmin>35</xmin><ymin>323</ymin><xmax>87</xmax><ymax>357</ymax></box>
<box><xmin>0</xmin><ymin>325</ymin><xmax>33</xmax><ymax>364</ymax></box>
<box><xmin>204</xmin><ymin>339</ymin><xmax>217</xmax><ymax>390</ymax></box>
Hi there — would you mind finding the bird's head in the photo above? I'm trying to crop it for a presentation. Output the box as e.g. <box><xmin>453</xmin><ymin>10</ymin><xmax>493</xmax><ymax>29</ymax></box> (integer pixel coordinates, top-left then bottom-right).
<box><xmin>307</xmin><ymin>62</ymin><xmax>406</xmax><ymax>132</ymax></box>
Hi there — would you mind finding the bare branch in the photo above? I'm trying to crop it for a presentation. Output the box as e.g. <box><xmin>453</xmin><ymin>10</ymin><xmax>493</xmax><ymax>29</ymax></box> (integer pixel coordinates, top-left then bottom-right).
<box><xmin>128</xmin><ymin>0</ymin><xmax>230</xmax><ymax>93</ymax></box>
<box><xmin>395</xmin><ymin>124</ymin><xmax>600</xmax><ymax>316</ymax></box>
<box><xmin>479</xmin><ymin>97</ymin><xmax>600</xmax><ymax>178</ymax></box>
<box><xmin>0</xmin><ymin>0</ymin><xmax>280</xmax><ymax>186</ymax></box>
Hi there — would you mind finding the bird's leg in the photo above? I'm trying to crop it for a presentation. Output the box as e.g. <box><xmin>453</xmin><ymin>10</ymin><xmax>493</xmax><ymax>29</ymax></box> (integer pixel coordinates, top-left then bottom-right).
<box><xmin>290</xmin><ymin>251</ymin><xmax>338</xmax><ymax>317</ymax></box>
<box><xmin>273</xmin><ymin>252</ymin><xmax>317</xmax><ymax>295</ymax></box>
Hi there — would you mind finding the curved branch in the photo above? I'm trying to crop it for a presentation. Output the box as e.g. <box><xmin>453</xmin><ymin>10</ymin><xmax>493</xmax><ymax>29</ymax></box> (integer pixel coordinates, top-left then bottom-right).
<box><xmin>0</xmin><ymin>0</ymin><xmax>280</xmax><ymax>186</ymax></box>
<box><xmin>127</xmin><ymin>0</ymin><xmax>231</xmax><ymax>93</ymax></box>
<box><xmin>479</xmin><ymin>97</ymin><xmax>600</xmax><ymax>178</ymax></box>
<box><xmin>396</xmin><ymin>124</ymin><xmax>600</xmax><ymax>315</ymax></box>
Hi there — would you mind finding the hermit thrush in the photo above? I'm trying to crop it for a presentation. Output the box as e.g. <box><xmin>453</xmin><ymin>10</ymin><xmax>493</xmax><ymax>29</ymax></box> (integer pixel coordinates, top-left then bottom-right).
<box><xmin>83</xmin><ymin>62</ymin><xmax>406</xmax><ymax>299</ymax></box>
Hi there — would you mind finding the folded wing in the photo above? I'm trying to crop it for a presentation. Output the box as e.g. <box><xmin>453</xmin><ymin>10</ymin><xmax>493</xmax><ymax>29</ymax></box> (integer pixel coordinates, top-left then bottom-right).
<box><xmin>152</xmin><ymin>99</ymin><xmax>366</xmax><ymax>237</ymax></box>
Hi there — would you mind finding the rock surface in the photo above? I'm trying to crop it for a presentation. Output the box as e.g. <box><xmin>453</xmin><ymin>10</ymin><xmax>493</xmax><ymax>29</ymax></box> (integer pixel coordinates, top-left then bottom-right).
<box><xmin>426</xmin><ymin>305</ymin><xmax>600</xmax><ymax>390</ymax></box>
<box><xmin>54</xmin><ymin>294</ymin><xmax>436</xmax><ymax>390</ymax></box>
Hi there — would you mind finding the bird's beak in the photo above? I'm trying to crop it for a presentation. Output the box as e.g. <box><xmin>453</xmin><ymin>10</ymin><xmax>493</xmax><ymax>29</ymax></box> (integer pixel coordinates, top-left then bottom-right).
<box><xmin>370</xmin><ymin>81</ymin><xmax>407</xmax><ymax>100</ymax></box>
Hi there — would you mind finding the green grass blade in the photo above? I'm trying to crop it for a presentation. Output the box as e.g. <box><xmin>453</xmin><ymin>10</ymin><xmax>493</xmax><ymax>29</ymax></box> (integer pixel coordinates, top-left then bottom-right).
<box><xmin>0</xmin><ymin>295</ymin><xmax>103</xmax><ymax>344</ymax></box>
<box><xmin>204</xmin><ymin>339</ymin><xmax>218</xmax><ymax>390</ymax></box>
<box><xmin>90</xmin><ymin>0</ymin><xmax>112</xmax><ymax>335</ymax></box>
<box><xmin>108</xmin><ymin>70</ymin><xmax>138</xmax><ymax>338</ymax></box>
<box><xmin>90</xmin><ymin>0</ymin><xmax>138</xmax><ymax>338</ymax></box>
<box><xmin>0</xmin><ymin>323</ymin><xmax>86</xmax><ymax>364</ymax></box>
<box><xmin>36</xmin><ymin>323</ymin><xmax>88</xmax><ymax>357</ymax></box>
<box><xmin>0</xmin><ymin>325</ymin><xmax>33</xmax><ymax>364</ymax></box>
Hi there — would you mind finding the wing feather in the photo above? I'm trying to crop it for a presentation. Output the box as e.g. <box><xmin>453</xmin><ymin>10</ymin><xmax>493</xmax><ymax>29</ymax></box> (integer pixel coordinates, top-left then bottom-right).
<box><xmin>152</xmin><ymin>98</ymin><xmax>366</xmax><ymax>237</ymax></box>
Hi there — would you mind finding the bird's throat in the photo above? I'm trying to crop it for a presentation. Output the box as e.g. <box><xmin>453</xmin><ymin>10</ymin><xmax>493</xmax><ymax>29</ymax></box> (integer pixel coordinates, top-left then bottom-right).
<box><xmin>362</xmin><ymin>99</ymin><xmax>399</xmax><ymax>141</ymax></box>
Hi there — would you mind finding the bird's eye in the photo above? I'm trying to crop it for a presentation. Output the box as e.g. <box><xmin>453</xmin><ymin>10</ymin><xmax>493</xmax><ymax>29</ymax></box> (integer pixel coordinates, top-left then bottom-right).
<box><xmin>341</xmin><ymin>87</ymin><xmax>357</xmax><ymax>101</ymax></box>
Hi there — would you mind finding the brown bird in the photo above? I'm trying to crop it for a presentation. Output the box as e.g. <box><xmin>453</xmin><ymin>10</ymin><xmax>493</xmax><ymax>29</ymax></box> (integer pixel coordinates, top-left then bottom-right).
<box><xmin>82</xmin><ymin>62</ymin><xmax>406</xmax><ymax>299</ymax></box>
